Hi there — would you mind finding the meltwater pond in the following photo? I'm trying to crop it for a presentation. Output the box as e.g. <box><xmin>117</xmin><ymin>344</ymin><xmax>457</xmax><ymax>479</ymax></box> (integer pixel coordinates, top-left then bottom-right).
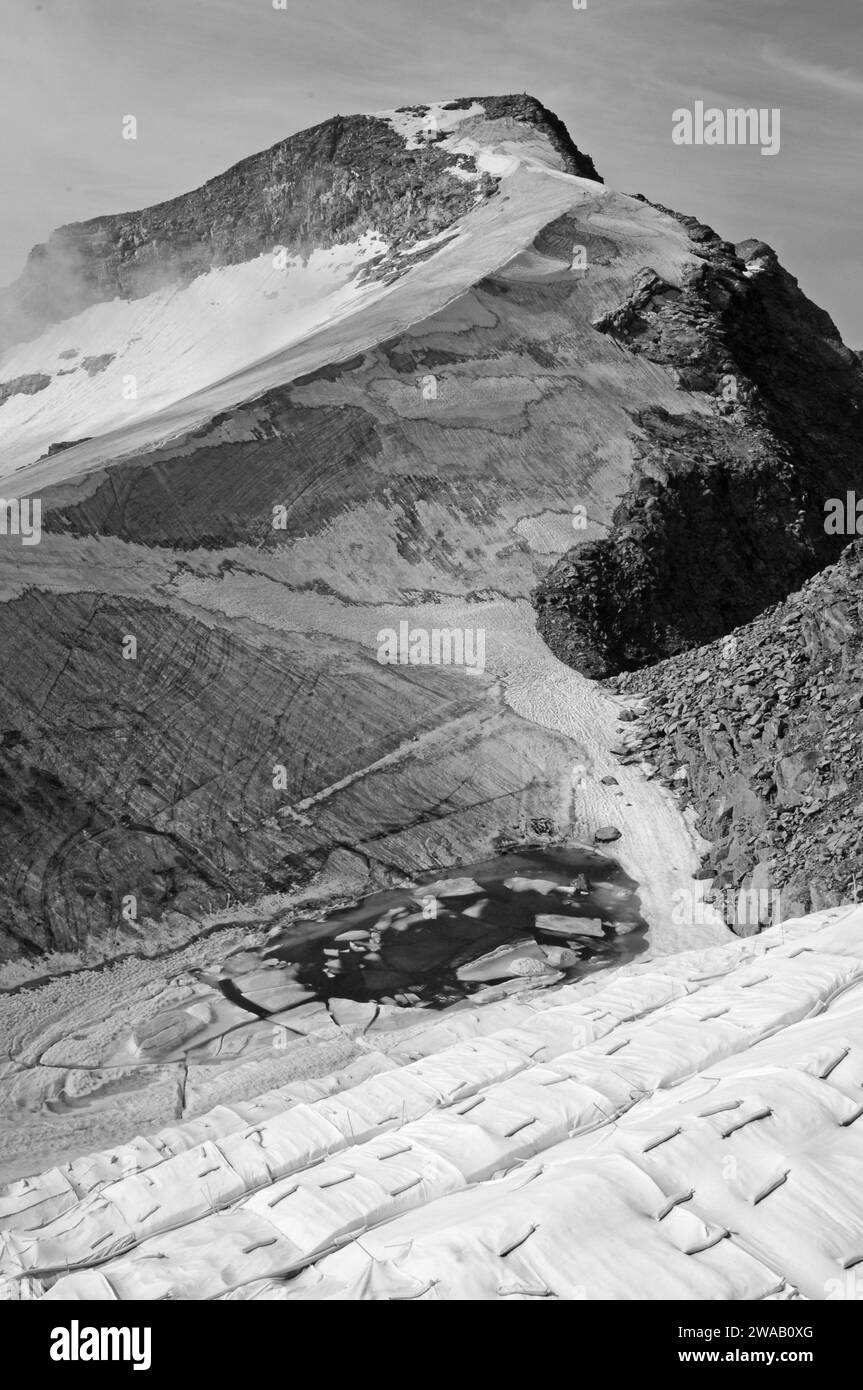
<box><xmin>265</xmin><ymin>847</ymin><xmax>648</xmax><ymax>1010</ymax></box>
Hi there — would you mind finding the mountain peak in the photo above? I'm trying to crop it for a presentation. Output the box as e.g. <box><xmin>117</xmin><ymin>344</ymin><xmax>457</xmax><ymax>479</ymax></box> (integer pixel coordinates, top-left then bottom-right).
<box><xmin>374</xmin><ymin>94</ymin><xmax>601</xmax><ymax>181</ymax></box>
<box><xmin>0</xmin><ymin>96</ymin><xmax>599</xmax><ymax>352</ymax></box>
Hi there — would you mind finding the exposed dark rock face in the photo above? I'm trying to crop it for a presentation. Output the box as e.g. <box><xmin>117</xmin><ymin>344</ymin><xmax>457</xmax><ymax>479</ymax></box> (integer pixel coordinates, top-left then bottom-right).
<box><xmin>533</xmin><ymin>210</ymin><xmax>863</xmax><ymax>677</ymax></box>
<box><xmin>0</xmin><ymin>373</ymin><xmax>51</xmax><ymax>407</ymax></box>
<box><xmin>609</xmin><ymin>540</ymin><xmax>863</xmax><ymax>922</ymax></box>
<box><xmin>80</xmin><ymin>353</ymin><xmax>115</xmax><ymax>376</ymax></box>
<box><xmin>0</xmin><ymin>95</ymin><xmax>598</xmax><ymax>349</ymax></box>
<box><xmin>38</xmin><ymin>439</ymin><xmax>92</xmax><ymax>459</ymax></box>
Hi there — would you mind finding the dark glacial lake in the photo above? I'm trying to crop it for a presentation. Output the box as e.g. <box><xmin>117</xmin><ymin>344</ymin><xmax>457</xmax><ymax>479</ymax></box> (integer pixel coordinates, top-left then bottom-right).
<box><xmin>265</xmin><ymin>847</ymin><xmax>648</xmax><ymax>1010</ymax></box>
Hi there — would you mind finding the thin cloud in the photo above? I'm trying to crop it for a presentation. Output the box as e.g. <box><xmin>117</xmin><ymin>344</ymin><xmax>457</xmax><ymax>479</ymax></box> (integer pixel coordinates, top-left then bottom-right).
<box><xmin>762</xmin><ymin>42</ymin><xmax>863</xmax><ymax>99</ymax></box>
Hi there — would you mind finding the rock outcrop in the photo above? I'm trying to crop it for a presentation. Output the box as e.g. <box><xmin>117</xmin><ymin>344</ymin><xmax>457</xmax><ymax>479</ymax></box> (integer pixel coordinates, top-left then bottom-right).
<box><xmin>533</xmin><ymin>211</ymin><xmax>863</xmax><ymax>677</ymax></box>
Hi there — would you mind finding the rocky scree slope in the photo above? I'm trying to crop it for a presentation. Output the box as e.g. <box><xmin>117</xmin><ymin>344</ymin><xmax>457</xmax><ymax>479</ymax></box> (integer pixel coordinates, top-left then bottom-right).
<box><xmin>608</xmin><ymin>540</ymin><xmax>863</xmax><ymax>924</ymax></box>
<box><xmin>532</xmin><ymin>213</ymin><xmax>863</xmax><ymax>677</ymax></box>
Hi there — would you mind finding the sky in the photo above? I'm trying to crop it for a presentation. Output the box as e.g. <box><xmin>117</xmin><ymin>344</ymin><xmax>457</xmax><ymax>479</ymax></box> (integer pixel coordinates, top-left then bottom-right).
<box><xmin>0</xmin><ymin>0</ymin><xmax>861</xmax><ymax>342</ymax></box>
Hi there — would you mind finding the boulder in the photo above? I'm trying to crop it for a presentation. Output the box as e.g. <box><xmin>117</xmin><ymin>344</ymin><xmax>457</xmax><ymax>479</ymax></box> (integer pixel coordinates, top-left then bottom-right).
<box><xmin>594</xmin><ymin>826</ymin><xmax>622</xmax><ymax>843</ymax></box>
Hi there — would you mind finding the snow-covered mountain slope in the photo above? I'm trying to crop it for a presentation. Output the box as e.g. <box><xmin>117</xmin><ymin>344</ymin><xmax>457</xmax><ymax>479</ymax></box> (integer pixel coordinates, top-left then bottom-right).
<box><xmin>3</xmin><ymin>902</ymin><xmax>863</xmax><ymax>1301</ymax></box>
<box><xmin>0</xmin><ymin>96</ymin><xmax>601</xmax><ymax>479</ymax></box>
<box><xmin>0</xmin><ymin>235</ymin><xmax>391</xmax><ymax>471</ymax></box>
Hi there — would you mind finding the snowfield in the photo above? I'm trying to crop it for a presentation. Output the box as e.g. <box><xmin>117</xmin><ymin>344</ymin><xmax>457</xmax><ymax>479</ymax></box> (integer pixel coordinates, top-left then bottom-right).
<box><xmin>0</xmin><ymin>234</ymin><xmax>389</xmax><ymax>473</ymax></box>
<box><xmin>3</xmin><ymin>902</ymin><xmax>863</xmax><ymax>1300</ymax></box>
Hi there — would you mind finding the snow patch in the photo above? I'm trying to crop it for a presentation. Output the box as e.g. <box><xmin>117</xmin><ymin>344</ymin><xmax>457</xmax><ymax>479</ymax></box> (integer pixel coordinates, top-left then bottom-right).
<box><xmin>447</xmin><ymin>164</ymin><xmax>482</xmax><ymax>184</ymax></box>
<box><xmin>376</xmin><ymin>100</ymin><xmax>486</xmax><ymax>150</ymax></box>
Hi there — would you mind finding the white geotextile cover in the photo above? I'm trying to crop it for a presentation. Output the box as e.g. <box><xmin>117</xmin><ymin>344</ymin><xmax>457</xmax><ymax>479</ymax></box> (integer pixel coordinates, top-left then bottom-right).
<box><xmin>245</xmin><ymin>1156</ymin><xmax>786</xmax><ymax>1301</ymax></box>
<box><xmin>0</xmin><ymin>996</ymin><xmax>677</xmax><ymax>1271</ymax></box>
<box><xmin>0</xmin><ymin>1049</ymin><xmax>394</xmax><ymax>1235</ymax></box>
<box><xmin>7</xmin><ymin>905</ymin><xmax>863</xmax><ymax>1299</ymax></box>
